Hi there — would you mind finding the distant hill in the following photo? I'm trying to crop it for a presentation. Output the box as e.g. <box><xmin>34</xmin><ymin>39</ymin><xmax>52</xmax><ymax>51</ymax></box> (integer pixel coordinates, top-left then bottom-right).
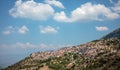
<box><xmin>4</xmin><ymin>28</ymin><xmax>120</xmax><ymax>70</ymax></box>
<box><xmin>0</xmin><ymin>66</ymin><xmax>2</xmax><ymax>70</ymax></box>
<box><xmin>102</xmin><ymin>28</ymin><xmax>120</xmax><ymax>39</ymax></box>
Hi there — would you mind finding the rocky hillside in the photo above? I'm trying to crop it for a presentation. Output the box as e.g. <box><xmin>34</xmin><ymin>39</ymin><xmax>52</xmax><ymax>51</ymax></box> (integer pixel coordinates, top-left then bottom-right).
<box><xmin>4</xmin><ymin>28</ymin><xmax>120</xmax><ymax>70</ymax></box>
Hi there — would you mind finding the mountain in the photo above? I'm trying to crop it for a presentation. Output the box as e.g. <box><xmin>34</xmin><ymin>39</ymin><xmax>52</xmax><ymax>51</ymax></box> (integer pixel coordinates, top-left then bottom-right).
<box><xmin>102</xmin><ymin>28</ymin><xmax>120</xmax><ymax>39</ymax></box>
<box><xmin>0</xmin><ymin>66</ymin><xmax>2</xmax><ymax>70</ymax></box>
<box><xmin>4</xmin><ymin>28</ymin><xmax>120</xmax><ymax>70</ymax></box>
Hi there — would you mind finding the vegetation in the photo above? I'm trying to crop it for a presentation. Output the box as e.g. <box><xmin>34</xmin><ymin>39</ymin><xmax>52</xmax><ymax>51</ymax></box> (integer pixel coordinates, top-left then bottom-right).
<box><xmin>3</xmin><ymin>28</ymin><xmax>120</xmax><ymax>70</ymax></box>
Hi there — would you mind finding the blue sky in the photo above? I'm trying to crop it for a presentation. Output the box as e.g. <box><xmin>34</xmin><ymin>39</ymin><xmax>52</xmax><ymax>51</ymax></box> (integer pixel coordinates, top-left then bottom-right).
<box><xmin>0</xmin><ymin>0</ymin><xmax>120</xmax><ymax>68</ymax></box>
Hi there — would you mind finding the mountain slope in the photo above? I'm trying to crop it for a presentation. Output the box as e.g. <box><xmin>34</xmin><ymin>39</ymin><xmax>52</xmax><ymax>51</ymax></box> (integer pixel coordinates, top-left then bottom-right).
<box><xmin>4</xmin><ymin>28</ymin><xmax>120</xmax><ymax>70</ymax></box>
<box><xmin>102</xmin><ymin>28</ymin><xmax>120</xmax><ymax>39</ymax></box>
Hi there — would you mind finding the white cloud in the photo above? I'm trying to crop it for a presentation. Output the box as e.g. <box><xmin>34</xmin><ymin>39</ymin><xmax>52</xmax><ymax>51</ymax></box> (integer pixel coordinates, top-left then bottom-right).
<box><xmin>0</xmin><ymin>43</ymin><xmax>72</xmax><ymax>50</ymax></box>
<box><xmin>2</xmin><ymin>25</ymin><xmax>29</xmax><ymax>35</ymax></box>
<box><xmin>112</xmin><ymin>0</ymin><xmax>120</xmax><ymax>13</ymax></box>
<box><xmin>13</xmin><ymin>42</ymin><xmax>35</xmax><ymax>48</ymax></box>
<box><xmin>40</xmin><ymin>25</ymin><xmax>58</xmax><ymax>34</ymax></box>
<box><xmin>39</xmin><ymin>43</ymin><xmax>72</xmax><ymax>50</ymax></box>
<box><xmin>39</xmin><ymin>43</ymin><xmax>48</xmax><ymax>48</ymax></box>
<box><xmin>54</xmin><ymin>11</ymin><xmax>71</xmax><ymax>22</ymax></box>
<box><xmin>9</xmin><ymin>0</ymin><xmax>54</xmax><ymax>20</ymax></box>
<box><xmin>54</xmin><ymin>2</ymin><xmax>119</xmax><ymax>22</ymax></box>
<box><xmin>0</xmin><ymin>42</ymin><xmax>36</xmax><ymax>49</ymax></box>
<box><xmin>2</xmin><ymin>26</ymin><xmax>15</xmax><ymax>35</ymax></box>
<box><xmin>18</xmin><ymin>25</ymin><xmax>29</xmax><ymax>34</ymax></box>
<box><xmin>95</xmin><ymin>26</ymin><xmax>109</xmax><ymax>31</ymax></box>
<box><xmin>2</xmin><ymin>30</ymin><xmax>11</xmax><ymax>35</ymax></box>
<box><xmin>45</xmin><ymin>0</ymin><xmax>65</xmax><ymax>9</ymax></box>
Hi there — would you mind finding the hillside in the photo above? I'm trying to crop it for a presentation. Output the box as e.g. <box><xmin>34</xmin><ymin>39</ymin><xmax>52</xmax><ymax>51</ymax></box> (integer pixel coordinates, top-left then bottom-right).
<box><xmin>4</xmin><ymin>28</ymin><xmax>120</xmax><ymax>70</ymax></box>
<box><xmin>102</xmin><ymin>28</ymin><xmax>120</xmax><ymax>39</ymax></box>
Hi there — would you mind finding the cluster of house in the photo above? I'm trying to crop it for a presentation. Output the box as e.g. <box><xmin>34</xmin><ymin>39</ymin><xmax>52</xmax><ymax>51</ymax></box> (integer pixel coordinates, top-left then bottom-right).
<box><xmin>30</xmin><ymin>38</ymin><xmax>118</xmax><ymax>61</ymax></box>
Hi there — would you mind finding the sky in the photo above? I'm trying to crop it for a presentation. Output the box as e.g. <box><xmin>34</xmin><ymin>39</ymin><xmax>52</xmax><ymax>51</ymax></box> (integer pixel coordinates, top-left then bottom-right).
<box><xmin>0</xmin><ymin>0</ymin><xmax>120</xmax><ymax>68</ymax></box>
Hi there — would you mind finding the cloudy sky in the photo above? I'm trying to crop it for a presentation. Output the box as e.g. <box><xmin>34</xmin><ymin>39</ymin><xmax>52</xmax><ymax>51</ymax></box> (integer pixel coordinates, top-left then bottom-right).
<box><xmin>0</xmin><ymin>0</ymin><xmax>120</xmax><ymax>68</ymax></box>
